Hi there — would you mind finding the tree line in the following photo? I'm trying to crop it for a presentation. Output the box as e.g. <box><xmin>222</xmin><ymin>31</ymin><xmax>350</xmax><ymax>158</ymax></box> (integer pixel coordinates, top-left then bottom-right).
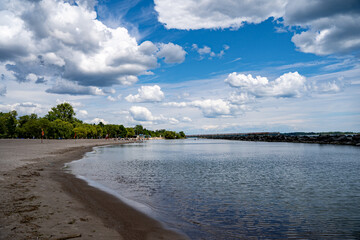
<box><xmin>0</xmin><ymin>103</ymin><xmax>186</xmax><ymax>139</ymax></box>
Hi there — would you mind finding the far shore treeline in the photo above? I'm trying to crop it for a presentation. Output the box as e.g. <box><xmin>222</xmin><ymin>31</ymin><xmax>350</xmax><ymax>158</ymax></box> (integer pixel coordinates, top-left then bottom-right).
<box><xmin>0</xmin><ymin>103</ymin><xmax>186</xmax><ymax>140</ymax></box>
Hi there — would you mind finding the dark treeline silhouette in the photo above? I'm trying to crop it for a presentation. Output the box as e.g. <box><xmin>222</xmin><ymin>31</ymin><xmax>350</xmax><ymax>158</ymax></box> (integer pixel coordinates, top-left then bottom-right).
<box><xmin>0</xmin><ymin>103</ymin><xmax>185</xmax><ymax>139</ymax></box>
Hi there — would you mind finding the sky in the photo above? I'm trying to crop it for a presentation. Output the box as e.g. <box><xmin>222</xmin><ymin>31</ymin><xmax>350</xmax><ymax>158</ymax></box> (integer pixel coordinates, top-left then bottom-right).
<box><xmin>0</xmin><ymin>0</ymin><xmax>359</xmax><ymax>134</ymax></box>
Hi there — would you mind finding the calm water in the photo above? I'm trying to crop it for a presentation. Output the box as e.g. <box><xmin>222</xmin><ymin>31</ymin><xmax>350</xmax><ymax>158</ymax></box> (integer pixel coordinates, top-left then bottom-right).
<box><xmin>69</xmin><ymin>139</ymin><xmax>360</xmax><ymax>239</ymax></box>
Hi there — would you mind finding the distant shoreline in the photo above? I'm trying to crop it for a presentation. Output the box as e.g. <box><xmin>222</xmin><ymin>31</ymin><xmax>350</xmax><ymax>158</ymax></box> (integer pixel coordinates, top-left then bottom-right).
<box><xmin>0</xmin><ymin>139</ymin><xmax>187</xmax><ymax>240</ymax></box>
<box><xmin>189</xmin><ymin>133</ymin><xmax>360</xmax><ymax>146</ymax></box>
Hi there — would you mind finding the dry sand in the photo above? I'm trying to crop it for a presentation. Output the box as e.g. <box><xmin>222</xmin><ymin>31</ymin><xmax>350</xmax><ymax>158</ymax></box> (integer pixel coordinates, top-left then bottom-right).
<box><xmin>0</xmin><ymin>139</ymin><xmax>188</xmax><ymax>240</ymax></box>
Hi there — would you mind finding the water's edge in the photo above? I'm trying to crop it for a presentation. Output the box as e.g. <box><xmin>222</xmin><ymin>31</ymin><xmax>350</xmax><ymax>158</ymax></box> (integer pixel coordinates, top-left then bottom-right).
<box><xmin>62</xmin><ymin>145</ymin><xmax>189</xmax><ymax>240</ymax></box>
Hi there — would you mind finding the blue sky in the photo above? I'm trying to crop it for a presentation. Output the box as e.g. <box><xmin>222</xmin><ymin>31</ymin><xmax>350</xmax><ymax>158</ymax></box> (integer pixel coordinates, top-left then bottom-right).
<box><xmin>0</xmin><ymin>0</ymin><xmax>359</xmax><ymax>134</ymax></box>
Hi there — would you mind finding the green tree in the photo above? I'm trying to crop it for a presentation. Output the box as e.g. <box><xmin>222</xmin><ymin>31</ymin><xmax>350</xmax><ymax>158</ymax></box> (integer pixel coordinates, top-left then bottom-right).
<box><xmin>104</xmin><ymin>124</ymin><xmax>119</xmax><ymax>138</ymax></box>
<box><xmin>84</xmin><ymin>124</ymin><xmax>97</xmax><ymax>138</ymax></box>
<box><xmin>18</xmin><ymin>115</ymin><xmax>30</xmax><ymax>128</ymax></box>
<box><xmin>73</xmin><ymin>126</ymin><xmax>87</xmax><ymax>138</ymax></box>
<box><xmin>48</xmin><ymin>119</ymin><xmax>73</xmax><ymax>139</ymax></box>
<box><xmin>126</xmin><ymin>127</ymin><xmax>135</xmax><ymax>137</ymax></box>
<box><xmin>118</xmin><ymin>125</ymin><xmax>127</xmax><ymax>138</ymax></box>
<box><xmin>46</xmin><ymin>103</ymin><xmax>75</xmax><ymax>122</ymax></box>
<box><xmin>179</xmin><ymin>131</ymin><xmax>186</xmax><ymax>138</ymax></box>
<box><xmin>3</xmin><ymin>110</ymin><xmax>18</xmax><ymax>138</ymax></box>
<box><xmin>96</xmin><ymin>125</ymin><xmax>104</xmax><ymax>138</ymax></box>
<box><xmin>0</xmin><ymin>113</ymin><xmax>6</xmax><ymax>137</ymax></box>
<box><xmin>164</xmin><ymin>131</ymin><xmax>176</xmax><ymax>139</ymax></box>
<box><xmin>134</xmin><ymin>125</ymin><xmax>143</xmax><ymax>135</ymax></box>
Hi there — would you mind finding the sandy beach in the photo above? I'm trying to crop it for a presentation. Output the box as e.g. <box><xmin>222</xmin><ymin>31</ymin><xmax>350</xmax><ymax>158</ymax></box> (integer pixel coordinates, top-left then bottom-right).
<box><xmin>0</xmin><ymin>139</ymin><xmax>187</xmax><ymax>240</ymax></box>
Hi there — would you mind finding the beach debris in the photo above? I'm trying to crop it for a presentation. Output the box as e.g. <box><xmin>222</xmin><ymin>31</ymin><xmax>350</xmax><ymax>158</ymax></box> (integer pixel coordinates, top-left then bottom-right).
<box><xmin>55</xmin><ymin>234</ymin><xmax>82</xmax><ymax>240</ymax></box>
<box><xmin>20</xmin><ymin>215</ymin><xmax>34</xmax><ymax>223</ymax></box>
<box><xmin>18</xmin><ymin>171</ymin><xmax>41</xmax><ymax>178</ymax></box>
<box><xmin>14</xmin><ymin>204</ymin><xmax>39</xmax><ymax>213</ymax></box>
<box><xmin>67</xmin><ymin>218</ymin><xmax>76</xmax><ymax>224</ymax></box>
<box><xmin>14</xmin><ymin>195</ymin><xmax>37</xmax><ymax>202</ymax></box>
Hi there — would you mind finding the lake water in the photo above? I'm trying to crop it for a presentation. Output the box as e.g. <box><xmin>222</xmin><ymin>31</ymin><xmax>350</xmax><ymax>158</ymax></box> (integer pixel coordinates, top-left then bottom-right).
<box><xmin>69</xmin><ymin>139</ymin><xmax>360</xmax><ymax>239</ymax></box>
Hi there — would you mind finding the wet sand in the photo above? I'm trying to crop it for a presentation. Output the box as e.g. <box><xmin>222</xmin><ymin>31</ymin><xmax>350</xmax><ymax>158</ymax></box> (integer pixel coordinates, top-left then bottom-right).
<box><xmin>0</xmin><ymin>139</ymin><xmax>187</xmax><ymax>240</ymax></box>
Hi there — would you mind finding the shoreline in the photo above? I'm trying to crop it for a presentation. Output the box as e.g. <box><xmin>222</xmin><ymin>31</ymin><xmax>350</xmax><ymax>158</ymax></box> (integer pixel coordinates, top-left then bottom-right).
<box><xmin>192</xmin><ymin>134</ymin><xmax>360</xmax><ymax>146</ymax></box>
<box><xmin>0</xmin><ymin>139</ymin><xmax>187</xmax><ymax>240</ymax></box>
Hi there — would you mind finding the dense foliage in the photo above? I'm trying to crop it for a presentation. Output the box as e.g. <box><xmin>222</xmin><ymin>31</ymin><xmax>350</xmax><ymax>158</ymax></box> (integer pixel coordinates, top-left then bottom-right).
<box><xmin>0</xmin><ymin>103</ymin><xmax>186</xmax><ymax>139</ymax></box>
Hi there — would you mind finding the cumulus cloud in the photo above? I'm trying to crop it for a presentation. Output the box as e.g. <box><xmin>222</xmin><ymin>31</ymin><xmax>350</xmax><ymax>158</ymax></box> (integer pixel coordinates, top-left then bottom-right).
<box><xmin>46</xmin><ymin>80</ymin><xmax>105</xmax><ymax>96</ymax></box>
<box><xmin>25</xmin><ymin>73</ymin><xmax>47</xmax><ymax>84</ymax></box>
<box><xmin>0</xmin><ymin>102</ymin><xmax>45</xmax><ymax>115</ymax></box>
<box><xmin>164</xmin><ymin>102</ymin><xmax>188</xmax><ymax>107</ymax></box>
<box><xmin>225</xmin><ymin>72</ymin><xmax>308</xmax><ymax>98</ymax></box>
<box><xmin>182</xmin><ymin>117</ymin><xmax>192</xmax><ymax>122</ymax></box>
<box><xmin>1</xmin><ymin>0</ymin><xmax>156</xmax><ymax>86</ymax></box>
<box><xmin>154</xmin><ymin>0</ymin><xmax>286</xmax><ymax>30</ymax></box>
<box><xmin>125</xmin><ymin>85</ymin><xmax>165</xmax><ymax>102</ymax></box>
<box><xmin>228</xmin><ymin>92</ymin><xmax>255</xmax><ymax>105</ymax></box>
<box><xmin>90</xmin><ymin>117</ymin><xmax>108</xmax><ymax>124</ymax></box>
<box><xmin>285</xmin><ymin>1</ymin><xmax>360</xmax><ymax>55</ymax></box>
<box><xmin>156</xmin><ymin>43</ymin><xmax>187</xmax><ymax>64</ymax></box>
<box><xmin>315</xmin><ymin>80</ymin><xmax>343</xmax><ymax>94</ymax></box>
<box><xmin>0</xmin><ymin>0</ymin><xmax>186</xmax><ymax>95</ymax></box>
<box><xmin>154</xmin><ymin>0</ymin><xmax>360</xmax><ymax>55</ymax></box>
<box><xmin>192</xmin><ymin>44</ymin><xmax>229</xmax><ymax>59</ymax></box>
<box><xmin>130</xmin><ymin>106</ymin><xmax>155</xmax><ymax>121</ymax></box>
<box><xmin>190</xmin><ymin>99</ymin><xmax>233</xmax><ymax>117</ymax></box>
<box><xmin>104</xmin><ymin>88</ymin><xmax>116</xmax><ymax>94</ymax></box>
<box><xmin>165</xmin><ymin>99</ymin><xmax>240</xmax><ymax>118</ymax></box>
<box><xmin>129</xmin><ymin>106</ymin><xmax>179</xmax><ymax>124</ymax></box>
<box><xmin>56</xmin><ymin>99</ymin><xmax>83</xmax><ymax>107</ymax></box>
<box><xmin>106</xmin><ymin>94</ymin><xmax>122</xmax><ymax>102</ymax></box>
<box><xmin>77</xmin><ymin>109</ymin><xmax>88</xmax><ymax>117</ymax></box>
<box><xmin>107</xmin><ymin>96</ymin><xmax>116</xmax><ymax>102</ymax></box>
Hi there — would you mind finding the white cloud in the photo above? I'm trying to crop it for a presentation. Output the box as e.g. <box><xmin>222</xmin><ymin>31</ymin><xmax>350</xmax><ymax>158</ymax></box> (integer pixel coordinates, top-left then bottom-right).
<box><xmin>139</xmin><ymin>41</ymin><xmax>158</xmax><ymax>55</ymax></box>
<box><xmin>43</xmin><ymin>52</ymin><xmax>65</xmax><ymax>67</ymax></box>
<box><xmin>0</xmin><ymin>0</ymin><xmax>186</xmax><ymax>95</ymax></box>
<box><xmin>192</xmin><ymin>44</ymin><xmax>229</xmax><ymax>59</ymax></box>
<box><xmin>129</xmin><ymin>106</ymin><xmax>179</xmax><ymax>124</ymax></box>
<box><xmin>156</xmin><ymin>43</ymin><xmax>187</xmax><ymax>64</ymax></box>
<box><xmin>182</xmin><ymin>117</ymin><xmax>192</xmax><ymax>122</ymax></box>
<box><xmin>130</xmin><ymin>106</ymin><xmax>156</xmax><ymax>121</ymax></box>
<box><xmin>24</xmin><ymin>73</ymin><xmax>46</xmax><ymax>84</ymax></box>
<box><xmin>228</xmin><ymin>92</ymin><xmax>255</xmax><ymax>105</ymax></box>
<box><xmin>0</xmin><ymin>102</ymin><xmax>46</xmax><ymax>115</ymax></box>
<box><xmin>104</xmin><ymin>88</ymin><xmax>116</xmax><ymax>94</ymax></box>
<box><xmin>225</xmin><ymin>72</ymin><xmax>308</xmax><ymax>98</ymax></box>
<box><xmin>106</xmin><ymin>94</ymin><xmax>122</xmax><ymax>101</ymax></box>
<box><xmin>190</xmin><ymin>99</ymin><xmax>233</xmax><ymax>117</ymax></box>
<box><xmin>154</xmin><ymin>0</ymin><xmax>287</xmax><ymax>30</ymax></box>
<box><xmin>164</xmin><ymin>102</ymin><xmax>188</xmax><ymax>107</ymax></box>
<box><xmin>77</xmin><ymin>109</ymin><xmax>88</xmax><ymax>117</ymax></box>
<box><xmin>56</xmin><ymin>99</ymin><xmax>83</xmax><ymax>107</ymax></box>
<box><xmin>284</xmin><ymin>1</ymin><xmax>360</xmax><ymax>55</ymax></box>
<box><xmin>154</xmin><ymin>0</ymin><xmax>360</xmax><ymax>55</ymax></box>
<box><xmin>316</xmin><ymin>81</ymin><xmax>342</xmax><ymax>94</ymax></box>
<box><xmin>46</xmin><ymin>80</ymin><xmax>105</xmax><ymax>96</ymax></box>
<box><xmin>107</xmin><ymin>96</ymin><xmax>116</xmax><ymax>102</ymax></box>
<box><xmin>26</xmin><ymin>73</ymin><xmax>38</xmax><ymax>82</ymax></box>
<box><xmin>125</xmin><ymin>85</ymin><xmax>165</xmax><ymax>102</ymax></box>
<box><xmin>90</xmin><ymin>117</ymin><xmax>108</xmax><ymax>124</ymax></box>
<box><xmin>225</xmin><ymin>73</ymin><xmax>268</xmax><ymax>88</ymax></box>
<box><xmin>165</xmin><ymin>99</ymin><xmax>238</xmax><ymax>118</ymax></box>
